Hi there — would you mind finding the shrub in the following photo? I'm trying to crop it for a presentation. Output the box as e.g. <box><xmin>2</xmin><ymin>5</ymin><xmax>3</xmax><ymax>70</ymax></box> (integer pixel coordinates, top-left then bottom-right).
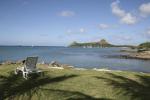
<box><xmin>138</xmin><ymin>42</ymin><xmax>150</xmax><ymax>51</ymax></box>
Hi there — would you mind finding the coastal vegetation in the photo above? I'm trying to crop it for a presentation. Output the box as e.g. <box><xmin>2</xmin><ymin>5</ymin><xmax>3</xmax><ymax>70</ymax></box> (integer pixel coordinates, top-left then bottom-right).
<box><xmin>69</xmin><ymin>39</ymin><xmax>113</xmax><ymax>48</ymax></box>
<box><xmin>118</xmin><ymin>42</ymin><xmax>150</xmax><ymax>60</ymax></box>
<box><xmin>138</xmin><ymin>42</ymin><xmax>150</xmax><ymax>51</ymax></box>
<box><xmin>69</xmin><ymin>39</ymin><xmax>135</xmax><ymax>48</ymax></box>
<box><xmin>0</xmin><ymin>63</ymin><xmax>150</xmax><ymax>100</ymax></box>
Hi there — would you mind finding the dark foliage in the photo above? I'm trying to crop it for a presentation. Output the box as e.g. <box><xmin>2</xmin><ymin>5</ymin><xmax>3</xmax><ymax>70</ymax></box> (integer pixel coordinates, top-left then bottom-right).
<box><xmin>0</xmin><ymin>72</ymin><xmax>112</xmax><ymax>100</ymax></box>
<box><xmin>94</xmin><ymin>73</ymin><xmax>150</xmax><ymax>100</ymax></box>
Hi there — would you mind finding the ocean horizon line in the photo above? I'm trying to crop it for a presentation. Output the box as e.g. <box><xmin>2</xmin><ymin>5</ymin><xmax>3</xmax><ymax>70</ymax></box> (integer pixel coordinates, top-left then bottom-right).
<box><xmin>0</xmin><ymin>45</ymin><xmax>66</xmax><ymax>47</ymax></box>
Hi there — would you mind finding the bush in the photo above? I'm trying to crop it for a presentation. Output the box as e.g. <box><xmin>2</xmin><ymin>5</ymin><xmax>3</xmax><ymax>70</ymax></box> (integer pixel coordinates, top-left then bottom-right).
<box><xmin>138</xmin><ymin>42</ymin><xmax>150</xmax><ymax>51</ymax></box>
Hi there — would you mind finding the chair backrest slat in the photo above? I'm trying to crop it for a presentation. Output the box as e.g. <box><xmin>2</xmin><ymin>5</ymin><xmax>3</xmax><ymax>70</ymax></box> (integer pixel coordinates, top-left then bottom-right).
<box><xmin>25</xmin><ymin>57</ymin><xmax>38</xmax><ymax>69</ymax></box>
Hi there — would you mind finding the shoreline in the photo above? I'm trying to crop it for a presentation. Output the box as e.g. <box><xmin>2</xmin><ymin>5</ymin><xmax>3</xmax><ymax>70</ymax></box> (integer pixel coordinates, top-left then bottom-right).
<box><xmin>107</xmin><ymin>49</ymin><xmax>150</xmax><ymax>60</ymax></box>
<box><xmin>120</xmin><ymin>50</ymin><xmax>150</xmax><ymax>60</ymax></box>
<box><xmin>0</xmin><ymin>60</ymin><xmax>150</xmax><ymax>74</ymax></box>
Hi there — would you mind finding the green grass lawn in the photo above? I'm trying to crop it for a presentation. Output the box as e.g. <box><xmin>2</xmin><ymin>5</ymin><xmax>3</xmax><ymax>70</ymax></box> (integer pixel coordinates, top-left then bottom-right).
<box><xmin>0</xmin><ymin>64</ymin><xmax>150</xmax><ymax>100</ymax></box>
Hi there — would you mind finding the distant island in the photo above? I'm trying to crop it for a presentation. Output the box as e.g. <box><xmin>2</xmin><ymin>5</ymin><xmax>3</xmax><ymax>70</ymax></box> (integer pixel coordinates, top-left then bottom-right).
<box><xmin>69</xmin><ymin>39</ymin><xmax>135</xmax><ymax>48</ymax></box>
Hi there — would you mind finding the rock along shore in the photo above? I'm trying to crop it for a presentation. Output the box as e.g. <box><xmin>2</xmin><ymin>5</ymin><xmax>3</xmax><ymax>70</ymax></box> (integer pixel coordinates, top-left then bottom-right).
<box><xmin>121</xmin><ymin>51</ymin><xmax>150</xmax><ymax>60</ymax></box>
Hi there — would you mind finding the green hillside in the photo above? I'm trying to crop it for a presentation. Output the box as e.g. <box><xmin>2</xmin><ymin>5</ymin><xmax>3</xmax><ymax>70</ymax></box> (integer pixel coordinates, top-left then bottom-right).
<box><xmin>69</xmin><ymin>39</ymin><xmax>113</xmax><ymax>48</ymax></box>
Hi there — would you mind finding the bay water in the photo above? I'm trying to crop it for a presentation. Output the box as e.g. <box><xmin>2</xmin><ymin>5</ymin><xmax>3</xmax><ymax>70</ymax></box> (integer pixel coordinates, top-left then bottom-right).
<box><xmin>0</xmin><ymin>46</ymin><xmax>150</xmax><ymax>72</ymax></box>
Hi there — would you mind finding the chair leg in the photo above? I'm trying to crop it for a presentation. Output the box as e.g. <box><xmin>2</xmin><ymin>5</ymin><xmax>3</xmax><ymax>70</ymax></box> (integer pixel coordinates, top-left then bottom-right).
<box><xmin>23</xmin><ymin>72</ymin><xmax>25</xmax><ymax>79</ymax></box>
<box><xmin>23</xmin><ymin>72</ymin><xmax>28</xmax><ymax>79</ymax></box>
<box><xmin>14</xmin><ymin>69</ymin><xmax>18</xmax><ymax>75</ymax></box>
<box><xmin>15</xmin><ymin>69</ymin><xmax>18</xmax><ymax>75</ymax></box>
<box><xmin>26</xmin><ymin>73</ymin><xmax>28</xmax><ymax>79</ymax></box>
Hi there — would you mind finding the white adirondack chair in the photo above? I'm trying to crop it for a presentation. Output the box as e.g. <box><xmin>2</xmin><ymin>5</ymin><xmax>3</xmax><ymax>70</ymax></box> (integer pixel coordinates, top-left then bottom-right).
<box><xmin>15</xmin><ymin>57</ymin><xmax>42</xmax><ymax>79</ymax></box>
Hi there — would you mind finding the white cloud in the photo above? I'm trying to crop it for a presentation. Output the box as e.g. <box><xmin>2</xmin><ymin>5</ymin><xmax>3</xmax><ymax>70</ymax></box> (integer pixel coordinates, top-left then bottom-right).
<box><xmin>79</xmin><ymin>28</ymin><xmax>86</xmax><ymax>33</ymax></box>
<box><xmin>120</xmin><ymin>13</ymin><xmax>137</xmax><ymax>25</ymax></box>
<box><xmin>139</xmin><ymin>2</ymin><xmax>150</xmax><ymax>17</ymax></box>
<box><xmin>145</xmin><ymin>28</ymin><xmax>150</xmax><ymax>37</ymax></box>
<box><xmin>66</xmin><ymin>29</ymin><xmax>72</xmax><ymax>34</ymax></box>
<box><xmin>111</xmin><ymin>0</ymin><xmax>137</xmax><ymax>25</ymax></box>
<box><xmin>111</xmin><ymin>0</ymin><xmax>125</xmax><ymax>17</ymax></box>
<box><xmin>98</xmin><ymin>24</ymin><xmax>109</xmax><ymax>29</ymax></box>
<box><xmin>66</xmin><ymin>28</ymin><xmax>86</xmax><ymax>34</ymax></box>
<box><xmin>147</xmin><ymin>29</ymin><xmax>150</xmax><ymax>35</ymax></box>
<box><xmin>115</xmin><ymin>35</ymin><xmax>132</xmax><ymax>41</ymax></box>
<box><xmin>58</xmin><ymin>11</ymin><xmax>75</xmax><ymax>17</ymax></box>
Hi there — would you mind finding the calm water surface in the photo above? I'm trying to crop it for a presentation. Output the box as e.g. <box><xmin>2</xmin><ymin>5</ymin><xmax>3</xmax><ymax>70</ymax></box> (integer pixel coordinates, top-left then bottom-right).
<box><xmin>0</xmin><ymin>46</ymin><xmax>150</xmax><ymax>73</ymax></box>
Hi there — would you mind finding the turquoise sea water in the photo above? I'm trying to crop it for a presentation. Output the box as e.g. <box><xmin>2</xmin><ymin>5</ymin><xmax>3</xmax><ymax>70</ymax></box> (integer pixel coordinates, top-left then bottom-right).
<box><xmin>0</xmin><ymin>46</ymin><xmax>150</xmax><ymax>72</ymax></box>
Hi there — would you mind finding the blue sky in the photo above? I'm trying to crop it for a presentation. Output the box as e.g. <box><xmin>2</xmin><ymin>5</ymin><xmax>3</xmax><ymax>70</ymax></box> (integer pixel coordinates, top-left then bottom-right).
<box><xmin>0</xmin><ymin>0</ymin><xmax>150</xmax><ymax>46</ymax></box>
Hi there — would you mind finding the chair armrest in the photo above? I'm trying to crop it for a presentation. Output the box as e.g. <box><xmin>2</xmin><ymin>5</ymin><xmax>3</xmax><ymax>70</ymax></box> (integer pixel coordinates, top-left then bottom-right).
<box><xmin>16</xmin><ymin>66</ymin><xmax>25</xmax><ymax>72</ymax></box>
